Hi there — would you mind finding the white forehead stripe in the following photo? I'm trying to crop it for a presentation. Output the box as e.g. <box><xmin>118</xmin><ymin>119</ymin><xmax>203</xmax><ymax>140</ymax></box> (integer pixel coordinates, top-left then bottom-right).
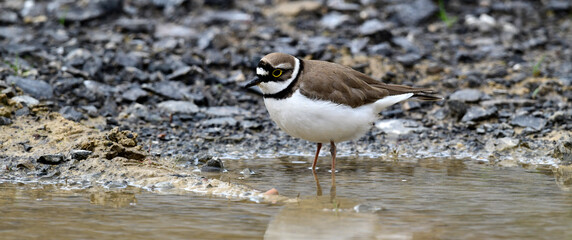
<box><xmin>275</xmin><ymin>63</ymin><xmax>292</xmax><ymax>69</ymax></box>
<box><xmin>258</xmin><ymin>57</ymin><xmax>301</xmax><ymax>95</ymax></box>
<box><xmin>257</xmin><ymin>67</ymin><xmax>269</xmax><ymax>76</ymax></box>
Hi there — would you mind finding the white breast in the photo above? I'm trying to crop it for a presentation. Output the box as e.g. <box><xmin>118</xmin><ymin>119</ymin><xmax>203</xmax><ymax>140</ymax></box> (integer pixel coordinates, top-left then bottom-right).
<box><xmin>263</xmin><ymin>91</ymin><xmax>371</xmax><ymax>143</ymax></box>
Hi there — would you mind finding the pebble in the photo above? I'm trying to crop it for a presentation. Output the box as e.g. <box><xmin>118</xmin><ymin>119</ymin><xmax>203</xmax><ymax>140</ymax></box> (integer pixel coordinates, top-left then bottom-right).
<box><xmin>461</xmin><ymin>106</ymin><xmax>497</xmax><ymax>122</ymax></box>
<box><xmin>203</xmin><ymin>106</ymin><xmax>246</xmax><ymax>116</ymax></box>
<box><xmin>268</xmin><ymin>1</ymin><xmax>322</xmax><ymax>17</ymax></box>
<box><xmin>11</xmin><ymin>95</ymin><xmax>39</xmax><ymax>107</ymax></box>
<box><xmin>70</xmin><ymin>150</ymin><xmax>93</xmax><ymax>160</ymax></box>
<box><xmin>359</xmin><ymin>19</ymin><xmax>391</xmax><ymax>36</ymax></box>
<box><xmin>59</xmin><ymin>106</ymin><xmax>85</xmax><ymax>122</ymax></box>
<box><xmin>201</xmin><ymin>117</ymin><xmax>237</xmax><ymax>127</ymax></box>
<box><xmin>449</xmin><ymin>89</ymin><xmax>483</xmax><ymax>103</ymax></box>
<box><xmin>510</xmin><ymin>115</ymin><xmax>547</xmax><ymax>131</ymax></box>
<box><xmin>157</xmin><ymin>101</ymin><xmax>199</xmax><ymax>114</ymax></box>
<box><xmin>395</xmin><ymin>53</ymin><xmax>422</xmax><ymax>67</ymax></box>
<box><xmin>7</xmin><ymin>76</ymin><xmax>54</xmax><ymax>100</ymax></box>
<box><xmin>121</xmin><ymin>86</ymin><xmax>148</xmax><ymax>102</ymax></box>
<box><xmin>0</xmin><ymin>116</ymin><xmax>12</xmax><ymax>125</ymax></box>
<box><xmin>201</xmin><ymin>158</ymin><xmax>224</xmax><ymax>172</ymax></box>
<box><xmin>320</xmin><ymin>12</ymin><xmax>350</xmax><ymax>30</ymax></box>
<box><xmin>37</xmin><ymin>154</ymin><xmax>66</xmax><ymax>165</ymax></box>
<box><xmin>375</xmin><ymin>119</ymin><xmax>426</xmax><ymax>135</ymax></box>
<box><xmin>393</xmin><ymin>0</ymin><xmax>437</xmax><ymax>26</ymax></box>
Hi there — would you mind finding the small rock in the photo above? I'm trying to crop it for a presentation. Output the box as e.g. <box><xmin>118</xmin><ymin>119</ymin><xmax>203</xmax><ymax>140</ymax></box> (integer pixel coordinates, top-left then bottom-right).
<box><xmin>115</xmin><ymin>51</ymin><xmax>143</xmax><ymax>68</ymax></box>
<box><xmin>510</xmin><ymin>115</ymin><xmax>547</xmax><ymax>131</ymax></box>
<box><xmin>369</xmin><ymin>43</ymin><xmax>393</xmax><ymax>56</ymax></box>
<box><xmin>350</xmin><ymin>38</ymin><xmax>369</xmax><ymax>54</ymax></box>
<box><xmin>268</xmin><ymin>1</ymin><xmax>322</xmax><ymax>17</ymax></box>
<box><xmin>59</xmin><ymin>106</ymin><xmax>85</xmax><ymax>122</ymax></box>
<box><xmin>121</xmin><ymin>87</ymin><xmax>148</xmax><ymax>102</ymax></box>
<box><xmin>11</xmin><ymin>95</ymin><xmax>39</xmax><ymax>107</ymax></box>
<box><xmin>0</xmin><ymin>10</ymin><xmax>19</xmax><ymax>23</ymax></box>
<box><xmin>38</xmin><ymin>154</ymin><xmax>66</xmax><ymax>165</ymax></box>
<box><xmin>142</xmin><ymin>81</ymin><xmax>192</xmax><ymax>100</ymax></box>
<box><xmin>320</xmin><ymin>12</ymin><xmax>350</xmax><ymax>30</ymax></box>
<box><xmin>154</xmin><ymin>23</ymin><xmax>197</xmax><ymax>38</ymax></box>
<box><xmin>116</xmin><ymin>18</ymin><xmax>155</xmax><ymax>33</ymax></box>
<box><xmin>449</xmin><ymin>89</ymin><xmax>483</xmax><ymax>103</ymax></box>
<box><xmin>202</xmin><ymin>117</ymin><xmax>237</xmax><ymax>127</ymax></box>
<box><xmin>201</xmin><ymin>158</ymin><xmax>224</xmax><ymax>172</ymax></box>
<box><xmin>203</xmin><ymin>106</ymin><xmax>246</xmax><ymax>116</ymax></box>
<box><xmin>396</xmin><ymin>53</ymin><xmax>422</xmax><ymax>67</ymax></box>
<box><xmin>7</xmin><ymin>76</ymin><xmax>54</xmax><ymax>100</ymax></box>
<box><xmin>70</xmin><ymin>150</ymin><xmax>93</xmax><ymax>160</ymax></box>
<box><xmin>0</xmin><ymin>116</ymin><xmax>12</xmax><ymax>125</ymax></box>
<box><xmin>359</xmin><ymin>19</ymin><xmax>392</xmax><ymax>36</ymax></box>
<box><xmin>393</xmin><ymin>0</ymin><xmax>437</xmax><ymax>26</ymax></box>
<box><xmin>166</xmin><ymin>66</ymin><xmax>192</xmax><ymax>80</ymax></box>
<box><xmin>461</xmin><ymin>106</ymin><xmax>497</xmax><ymax>122</ymax></box>
<box><xmin>375</xmin><ymin>119</ymin><xmax>425</xmax><ymax>135</ymax></box>
<box><xmin>495</xmin><ymin>137</ymin><xmax>520</xmax><ymax>151</ymax></box>
<box><xmin>447</xmin><ymin>100</ymin><xmax>468</xmax><ymax>118</ymax></box>
<box><xmin>157</xmin><ymin>101</ymin><xmax>199</xmax><ymax>114</ymax></box>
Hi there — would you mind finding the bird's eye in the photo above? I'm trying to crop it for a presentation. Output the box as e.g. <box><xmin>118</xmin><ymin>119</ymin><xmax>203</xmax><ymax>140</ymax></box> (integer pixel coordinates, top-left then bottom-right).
<box><xmin>272</xmin><ymin>69</ymin><xmax>283</xmax><ymax>78</ymax></box>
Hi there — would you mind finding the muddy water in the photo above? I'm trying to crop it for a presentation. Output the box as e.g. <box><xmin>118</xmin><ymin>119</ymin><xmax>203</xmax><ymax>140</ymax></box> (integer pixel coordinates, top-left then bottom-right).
<box><xmin>1</xmin><ymin>157</ymin><xmax>571</xmax><ymax>240</ymax></box>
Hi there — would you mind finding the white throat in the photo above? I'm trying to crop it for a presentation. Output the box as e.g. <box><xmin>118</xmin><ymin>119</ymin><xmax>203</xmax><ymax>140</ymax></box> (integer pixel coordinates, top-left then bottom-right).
<box><xmin>258</xmin><ymin>57</ymin><xmax>300</xmax><ymax>95</ymax></box>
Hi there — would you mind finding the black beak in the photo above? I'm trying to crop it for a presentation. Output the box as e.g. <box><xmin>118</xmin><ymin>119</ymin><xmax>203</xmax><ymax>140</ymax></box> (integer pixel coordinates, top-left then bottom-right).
<box><xmin>244</xmin><ymin>76</ymin><xmax>262</xmax><ymax>88</ymax></box>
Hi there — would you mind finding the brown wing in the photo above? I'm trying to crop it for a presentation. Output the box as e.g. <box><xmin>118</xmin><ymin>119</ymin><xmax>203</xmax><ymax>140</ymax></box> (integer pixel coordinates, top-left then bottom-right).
<box><xmin>298</xmin><ymin>60</ymin><xmax>440</xmax><ymax>108</ymax></box>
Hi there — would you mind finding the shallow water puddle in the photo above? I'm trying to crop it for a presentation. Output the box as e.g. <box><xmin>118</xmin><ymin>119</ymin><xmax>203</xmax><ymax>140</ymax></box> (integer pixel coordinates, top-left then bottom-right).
<box><xmin>1</xmin><ymin>157</ymin><xmax>571</xmax><ymax>239</ymax></box>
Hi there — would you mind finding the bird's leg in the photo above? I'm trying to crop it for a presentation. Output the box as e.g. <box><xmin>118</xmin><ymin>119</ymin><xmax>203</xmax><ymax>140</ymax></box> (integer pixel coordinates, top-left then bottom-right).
<box><xmin>312</xmin><ymin>143</ymin><xmax>322</xmax><ymax>172</ymax></box>
<box><xmin>330</xmin><ymin>141</ymin><xmax>337</xmax><ymax>172</ymax></box>
<box><xmin>312</xmin><ymin>170</ymin><xmax>322</xmax><ymax>196</ymax></box>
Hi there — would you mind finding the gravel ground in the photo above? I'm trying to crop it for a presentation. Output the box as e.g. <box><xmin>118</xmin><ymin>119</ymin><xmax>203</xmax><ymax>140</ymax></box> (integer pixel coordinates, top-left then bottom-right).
<box><xmin>1</xmin><ymin>0</ymin><xmax>571</xmax><ymax>187</ymax></box>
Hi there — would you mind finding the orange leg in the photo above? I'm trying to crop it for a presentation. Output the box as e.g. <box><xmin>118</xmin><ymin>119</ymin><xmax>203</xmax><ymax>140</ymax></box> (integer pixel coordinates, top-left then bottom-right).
<box><xmin>330</xmin><ymin>141</ymin><xmax>336</xmax><ymax>172</ymax></box>
<box><xmin>312</xmin><ymin>143</ymin><xmax>322</xmax><ymax>172</ymax></box>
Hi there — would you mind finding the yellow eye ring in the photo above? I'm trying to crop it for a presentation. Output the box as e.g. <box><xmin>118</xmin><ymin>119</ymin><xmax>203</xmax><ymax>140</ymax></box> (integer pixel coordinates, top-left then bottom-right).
<box><xmin>272</xmin><ymin>69</ymin><xmax>283</xmax><ymax>78</ymax></box>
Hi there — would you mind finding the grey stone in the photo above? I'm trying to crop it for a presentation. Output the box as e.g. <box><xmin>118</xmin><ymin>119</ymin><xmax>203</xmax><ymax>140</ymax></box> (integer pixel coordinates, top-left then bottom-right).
<box><xmin>115</xmin><ymin>51</ymin><xmax>142</xmax><ymax>68</ymax></box>
<box><xmin>11</xmin><ymin>95</ymin><xmax>39</xmax><ymax>107</ymax></box>
<box><xmin>369</xmin><ymin>43</ymin><xmax>393</xmax><ymax>56</ymax></box>
<box><xmin>375</xmin><ymin>119</ymin><xmax>426</xmax><ymax>135</ymax></box>
<box><xmin>157</xmin><ymin>101</ymin><xmax>199</xmax><ymax>114</ymax></box>
<box><xmin>461</xmin><ymin>106</ymin><xmax>497</xmax><ymax>122</ymax></box>
<box><xmin>155</xmin><ymin>23</ymin><xmax>197</xmax><ymax>38</ymax></box>
<box><xmin>0</xmin><ymin>10</ymin><xmax>18</xmax><ymax>23</ymax></box>
<box><xmin>7</xmin><ymin>76</ymin><xmax>54</xmax><ymax>100</ymax></box>
<box><xmin>166</xmin><ymin>66</ymin><xmax>192</xmax><ymax>80</ymax></box>
<box><xmin>202</xmin><ymin>117</ymin><xmax>237</xmax><ymax>127</ymax></box>
<box><xmin>84</xmin><ymin>80</ymin><xmax>113</xmax><ymax>96</ymax></box>
<box><xmin>38</xmin><ymin>154</ymin><xmax>66</xmax><ymax>165</ymax></box>
<box><xmin>60</xmin><ymin>106</ymin><xmax>85</xmax><ymax>122</ymax></box>
<box><xmin>449</xmin><ymin>89</ymin><xmax>483</xmax><ymax>103</ymax></box>
<box><xmin>359</xmin><ymin>19</ymin><xmax>391</xmax><ymax>35</ymax></box>
<box><xmin>56</xmin><ymin>0</ymin><xmax>122</xmax><ymax>22</ymax></box>
<box><xmin>393</xmin><ymin>0</ymin><xmax>438</xmax><ymax>26</ymax></box>
<box><xmin>70</xmin><ymin>150</ymin><xmax>93</xmax><ymax>160</ymax></box>
<box><xmin>142</xmin><ymin>81</ymin><xmax>191</xmax><ymax>100</ymax></box>
<box><xmin>201</xmin><ymin>158</ymin><xmax>224</xmax><ymax>172</ymax></box>
<box><xmin>0</xmin><ymin>116</ymin><xmax>12</xmax><ymax>125</ymax></box>
<box><xmin>122</xmin><ymin>87</ymin><xmax>148</xmax><ymax>102</ymax></box>
<box><xmin>320</xmin><ymin>12</ymin><xmax>350</xmax><ymax>30</ymax></box>
<box><xmin>447</xmin><ymin>100</ymin><xmax>468</xmax><ymax>118</ymax></box>
<box><xmin>350</xmin><ymin>38</ymin><xmax>369</xmax><ymax>54</ymax></box>
<box><xmin>116</xmin><ymin>18</ymin><xmax>155</xmax><ymax>33</ymax></box>
<box><xmin>510</xmin><ymin>115</ymin><xmax>547</xmax><ymax>131</ymax></box>
<box><xmin>396</xmin><ymin>53</ymin><xmax>422</xmax><ymax>67</ymax></box>
<box><xmin>65</xmin><ymin>48</ymin><xmax>92</xmax><ymax>66</ymax></box>
<box><xmin>203</xmin><ymin>106</ymin><xmax>246</xmax><ymax>116</ymax></box>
